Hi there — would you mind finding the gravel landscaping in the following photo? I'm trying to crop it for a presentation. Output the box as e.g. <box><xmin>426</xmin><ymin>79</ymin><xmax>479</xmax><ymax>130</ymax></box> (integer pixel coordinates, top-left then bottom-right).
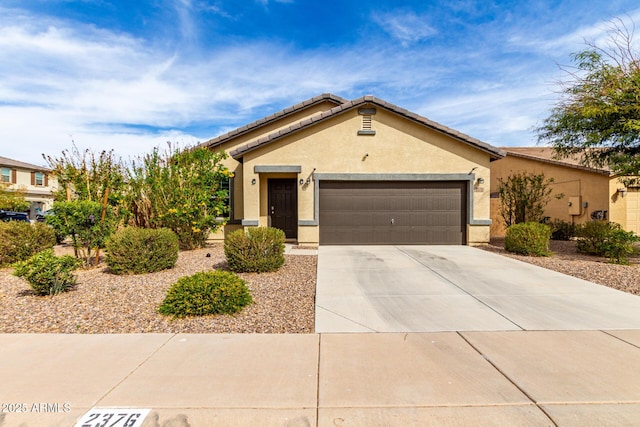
<box><xmin>480</xmin><ymin>238</ymin><xmax>640</xmax><ymax>296</ymax></box>
<box><xmin>0</xmin><ymin>244</ymin><xmax>316</xmax><ymax>333</ymax></box>
<box><xmin>2</xmin><ymin>239</ymin><xmax>639</xmax><ymax>334</ymax></box>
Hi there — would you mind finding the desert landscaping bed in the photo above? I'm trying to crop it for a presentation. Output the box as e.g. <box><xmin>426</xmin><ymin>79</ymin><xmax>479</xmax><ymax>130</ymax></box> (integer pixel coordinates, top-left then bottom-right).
<box><xmin>0</xmin><ymin>245</ymin><xmax>316</xmax><ymax>333</ymax></box>
<box><xmin>2</xmin><ymin>239</ymin><xmax>639</xmax><ymax>334</ymax></box>
<box><xmin>480</xmin><ymin>238</ymin><xmax>640</xmax><ymax>296</ymax></box>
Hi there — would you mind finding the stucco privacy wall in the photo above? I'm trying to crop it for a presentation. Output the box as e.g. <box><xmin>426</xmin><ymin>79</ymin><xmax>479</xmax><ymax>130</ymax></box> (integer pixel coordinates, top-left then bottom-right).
<box><xmin>237</xmin><ymin>106</ymin><xmax>493</xmax><ymax>244</ymax></box>
<box><xmin>490</xmin><ymin>153</ymin><xmax>627</xmax><ymax>236</ymax></box>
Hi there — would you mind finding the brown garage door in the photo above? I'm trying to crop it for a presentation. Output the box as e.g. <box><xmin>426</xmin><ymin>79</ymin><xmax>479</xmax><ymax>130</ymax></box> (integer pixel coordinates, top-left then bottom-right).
<box><xmin>319</xmin><ymin>181</ymin><xmax>466</xmax><ymax>245</ymax></box>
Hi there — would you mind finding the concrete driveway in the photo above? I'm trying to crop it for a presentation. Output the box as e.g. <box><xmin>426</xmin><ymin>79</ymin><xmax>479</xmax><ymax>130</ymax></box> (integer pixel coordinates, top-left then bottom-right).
<box><xmin>315</xmin><ymin>245</ymin><xmax>640</xmax><ymax>333</ymax></box>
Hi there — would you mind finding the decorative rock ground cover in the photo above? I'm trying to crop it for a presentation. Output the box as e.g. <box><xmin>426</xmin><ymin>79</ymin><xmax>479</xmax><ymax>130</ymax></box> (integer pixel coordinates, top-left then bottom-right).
<box><xmin>1</xmin><ymin>240</ymin><xmax>638</xmax><ymax>333</ymax></box>
<box><xmin>0</xmin><ymin>245</ymin><xmax>316</xmax><ymax>333</ymax></box>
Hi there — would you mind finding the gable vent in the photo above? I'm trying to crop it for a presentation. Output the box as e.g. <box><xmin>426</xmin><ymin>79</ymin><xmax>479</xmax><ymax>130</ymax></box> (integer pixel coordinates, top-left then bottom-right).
<box><xmin>357</xmin><ymin>107</ymin><xmax>376</xmax><ymax>135</ymax></box>
<box><xmin>362</xmin><ymin>115</ymin><xmax>372</xmax><ymax>130</ymax></box>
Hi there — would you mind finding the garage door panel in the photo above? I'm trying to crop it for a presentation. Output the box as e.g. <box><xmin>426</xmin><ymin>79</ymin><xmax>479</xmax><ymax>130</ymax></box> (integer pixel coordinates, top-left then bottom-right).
<box><xmin>319</xmin><ymin>181</ymin><xmax>466</xmax><ymax>245</ymax></box>
<box><xmin>320</xmin><ymin>227</ymin><xmax>463</xmax><ymax>245</ymax></box>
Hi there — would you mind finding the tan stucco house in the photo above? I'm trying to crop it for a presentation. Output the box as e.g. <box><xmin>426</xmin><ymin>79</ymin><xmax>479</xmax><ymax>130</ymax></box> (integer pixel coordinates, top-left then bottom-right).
<box><xmin>490</xmin><ymin>147</ymin><xmax>639</xmax><ymax>236</ymax></box>
<box><xmin>0</xmin><ymin>156</ymin><xmax>57</xmax><ymax>219</ymax></box>
<box><xmin>202</xmin><ymin>94</ymin><xmax>504</xmax><ymax>246</ymax></box>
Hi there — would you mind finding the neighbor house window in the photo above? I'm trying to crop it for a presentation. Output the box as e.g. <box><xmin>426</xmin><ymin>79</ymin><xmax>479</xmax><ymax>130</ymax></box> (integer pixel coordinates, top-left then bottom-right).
<box><xmin>34</xmin><ymin>172</ymin><xmax>44</xmax><ymax>186</ymax></box>
<box><xmin>1</xmin><ymin>168</ymin><xmax>9</xmax><ymax>183</ymax></box>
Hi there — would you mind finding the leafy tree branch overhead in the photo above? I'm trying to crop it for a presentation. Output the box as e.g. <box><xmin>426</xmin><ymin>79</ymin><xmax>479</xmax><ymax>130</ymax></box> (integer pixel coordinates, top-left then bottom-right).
<box><xmin>537</xmin><ymin>18</ymin><xmax>640</xmax><ymax>185</ymax></box>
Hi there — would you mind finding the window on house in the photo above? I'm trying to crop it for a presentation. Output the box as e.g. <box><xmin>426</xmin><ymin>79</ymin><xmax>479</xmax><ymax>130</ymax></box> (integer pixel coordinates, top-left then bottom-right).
<box><xmin>214</xmin><ymin>177</ymin><xmax>233</xmax><ymax>220</ymax></box>
<box><xmin>1</xmin><ymin>168</ymin><xmax>10</xmax><ymax>183</ymax></box>
<box><xmin>35</xmin><ymin>172</ymin><xmax>44</xmax><ymax>186</ymax></box>
<box><xmin>222</xmin><ymin>177</ymin><xmax>233</xmax><ymax>219</ymax></box>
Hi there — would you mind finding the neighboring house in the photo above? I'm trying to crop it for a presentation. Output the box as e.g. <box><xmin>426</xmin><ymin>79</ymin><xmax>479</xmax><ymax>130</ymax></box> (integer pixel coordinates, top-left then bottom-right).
<box><xmin>0</xmin><ymin>156</ymin><xmax>57</xmax><ymax>219</ymax></box>
<box><xmin>202</xmin><ymin>94</ymin><xmax>504</xmax><ymax>246</ymax></box>
<box><xmin>490</xmin><ymin>147</ymin><xmax>638</xmax><ymax>236</ymax></box>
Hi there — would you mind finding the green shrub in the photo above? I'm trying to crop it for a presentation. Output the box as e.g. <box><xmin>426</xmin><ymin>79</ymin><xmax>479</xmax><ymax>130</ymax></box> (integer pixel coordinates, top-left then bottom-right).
<box><xmin>125</xmin><ymin>146</ymin><xmax>230</xmax><ymax>250</ymax></box>
<box><xmin>546</xmin><ymin>219</ymin><xmax>577</xmax><ymax>241</ymax></box>
<box><xmin>505</xmin><ymin>222</ymin><xmax>552</xmax><ymax>256</ymax></box>
<box><xmin>105</xmin><ymin>227</ymin><xmax>179</xmax><ymax>274</ymax></box>
<box><xmin>576</xmin><ymin>221</ymin><xmax>613</xmax><ymax>255</ymax></box>
<box><xmin>13</xmin><ymin>249</ymin><xmax>82</xmax><ymax>296</ymax></box>
<box><xmin>603</xmin><ymin>228</ymin><xmax>639</xmax><ymax>264</ymax></box>
<box><xmin>158</xmin><ymin>270</ymin><xmax>252</xmax><ymax>318</ymax></box>
<box><xmin>576</xmin><ymin>221</ymin><xmax>639</xmax><ymax>264</ymax></box>
<box><xmin>46</xmin><ymin>200</ymin><xmax>119</xmax><ymax>266</ymax></box>
<box><xmin>224</xmin><ymin>227</ymin><xmax>285</xmax><ymax>273</ymax></box>
<box><xmin>0</xmin><ymin>222</ymin><xmax>57</xmax><ymax>267</ymax></box>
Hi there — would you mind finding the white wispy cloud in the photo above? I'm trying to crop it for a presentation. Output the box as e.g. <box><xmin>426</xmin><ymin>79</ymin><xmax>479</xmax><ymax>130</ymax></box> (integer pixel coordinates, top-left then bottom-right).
<box><xmin>3</xmin><ymin>3</ymin><xmax>637</xmax><ymax>166</ymax></box>
<box><xmin>372</xmin><ymin>10</ymin><xmax>437</xmax><ymax>46</ymax></box>
<box><xmin>507</xmin><ymin>8</ymin><xmax>640</xmax><ymax>57</ymax></box>
<box><xmin>255</xmin><ymin>0</ymin><xmax>294</xmax><ymax>7</ymax></box>
<box><xmin>0</xmin><ymin>4</ymin><xmax>535</xmax><ymax>164</ymax></box>
<box><xmin>174</xmin><ymin>0</ymin><xmax>199</xmax><ymax>44</ymax></box>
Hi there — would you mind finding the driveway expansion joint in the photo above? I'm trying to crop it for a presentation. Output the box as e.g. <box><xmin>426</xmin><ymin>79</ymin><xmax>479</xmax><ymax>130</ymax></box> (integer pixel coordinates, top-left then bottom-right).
<box><xmin>316</xmin><ymin>305</ymin><xmax>377</xmax><ymax>332</ymax></box>
<box><xmin>602</xmin><ymin>330</ymin><xmax>640</xmax><ymax>350</ymax></box>
<box><xmin>395</xmin><ymin>246</ymin><xmax>525</xmax><ymax>331</ymax></box>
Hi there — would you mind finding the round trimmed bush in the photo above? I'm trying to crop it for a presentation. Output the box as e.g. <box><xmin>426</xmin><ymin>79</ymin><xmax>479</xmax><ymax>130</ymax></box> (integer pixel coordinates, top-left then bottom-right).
<box><xmin>576</xmin><ymin>221</ymin><xmax>639</xmax><ymax>264</ymax></box>
<box><xmin>505</xmin><ymin>222</ymin><xmax>551</xmax><ymax>256</ymax></box>
<box><xmin>105</xmin><ymin>227</ymin><xmax>179</xmax><ymax>275</ymax></box>
<box><xmin>224</xmin><ymin>227</ymin><xmax>285</xmax><ymax>273</ymax></box>
<box><xmin>13</xmin><ymin>249</ymin><xmax>82</xmax><ymax>296</ymax></box>
<box><xmin>0</xmin><ymin>221</ymin><xmax>57</xmax><ymax>267</ymax></box>
<box><xmin>158</xmin><ymin>270</ymin><xmax>252</xmax><ymax>318</ymax></box>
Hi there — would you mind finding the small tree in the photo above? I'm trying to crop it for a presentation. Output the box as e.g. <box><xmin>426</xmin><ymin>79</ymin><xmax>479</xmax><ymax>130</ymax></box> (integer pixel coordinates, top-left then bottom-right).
<box><xmin>44</xmin><ymin>144</ymin><xmax>127</xmax><ymax>265</ymax></box>
<box><xmin>44</xmin><ymin>143</ymin><xmax>126</xmax><ymax>205</ymax></box>
<box><xmin>0</xmin><ymin>183</ymin><xmax>30</xmax><ymax>212</ymax></box>
<box><xmin>46</xmin><ymin>200</ymin><xmax>118</xmax><ymax>266</ymax></box>
<box><xmin>498</xmin><ymin>172</ymin><xmax>562</xmax><ymax>227</ymax></box>
<box><xmin>537</xmin><ymin>19</ymin><xmax>640</xmax><ymax>185</ymax></box>
<box><xmin>125</xmin><ymin>144</ymin><xmax>231</xmax><ymax>250</ymax></box>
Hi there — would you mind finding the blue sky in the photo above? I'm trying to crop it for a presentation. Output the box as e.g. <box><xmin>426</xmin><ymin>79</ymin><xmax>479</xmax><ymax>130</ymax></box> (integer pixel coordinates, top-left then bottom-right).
<box><xmin>1</xmin><ymin>0</ymin><xmax>639</xmax><ymax>166</ymax></box>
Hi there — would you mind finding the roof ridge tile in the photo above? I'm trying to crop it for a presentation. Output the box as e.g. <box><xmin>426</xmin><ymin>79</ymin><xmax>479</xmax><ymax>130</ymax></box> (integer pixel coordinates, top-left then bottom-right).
<box><xmin>228</xmin><ymin>94</ymin><xmax>504</xmax><ymax>160</ymax></box>
<box><xmin>201</xmin><ymin>93</ymin><xmax>346</xmax><ymax>148</ymax></box>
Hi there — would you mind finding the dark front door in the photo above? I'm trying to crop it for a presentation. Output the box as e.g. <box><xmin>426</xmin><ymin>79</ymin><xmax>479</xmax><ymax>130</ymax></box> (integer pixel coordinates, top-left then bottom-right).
<box><xmin>269</xmin><ymin>179</ymin><xmax>297</xmax><ymax>239</ymax></box>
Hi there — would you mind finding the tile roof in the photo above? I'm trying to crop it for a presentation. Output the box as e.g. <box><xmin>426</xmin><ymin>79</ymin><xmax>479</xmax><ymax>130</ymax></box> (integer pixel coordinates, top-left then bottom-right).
<box><xmin>201</xmin><ymin>93</ymin><xmax>348</xmax><ymax>149</ymax></box>
<box><xmin>0</xmin><ymin>156</ymin><xmax>49</xmax><ymax>171</ymax></box>
<box><xmin>502</xmin><ymin>147</ymin><xmax>612</xmax><ymax>176</ymax></box>
<box><xmin>226</xmin><ymin>94</ymin><xmax>505</xmax><ymax>160</ymax></box>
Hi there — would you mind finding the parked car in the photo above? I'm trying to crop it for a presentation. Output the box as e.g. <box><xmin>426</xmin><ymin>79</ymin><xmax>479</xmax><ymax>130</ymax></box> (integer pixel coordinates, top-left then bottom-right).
<box><xmin>35</xmin><ymin>209</ymin><xmax>54</xmax><ymax>222</ymax></box>
<box><xmin>0</xmin><ymin>210</ymin><xmax>29</xmax><ymax>222</ymax></box>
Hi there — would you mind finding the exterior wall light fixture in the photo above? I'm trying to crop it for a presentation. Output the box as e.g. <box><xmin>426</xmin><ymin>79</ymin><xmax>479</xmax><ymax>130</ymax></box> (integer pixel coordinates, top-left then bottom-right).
<box><xmin>477</xmin><ymin>178</ymin><xmax>485</xmax><ymax>185</ymax></box>
<box><xmin>299</xmin><ymin>179</ymin><xmax>304</xmax><ymax>186</ymax></box>
<box><xmin>618</xmin><ymin>187</ymin><xmax>627</xmax><ymax>197</ymax></box>
<box><xmin>251</xmin><ymin>178</ymin><xmax>256</xmax><ymax>185</ymax></box>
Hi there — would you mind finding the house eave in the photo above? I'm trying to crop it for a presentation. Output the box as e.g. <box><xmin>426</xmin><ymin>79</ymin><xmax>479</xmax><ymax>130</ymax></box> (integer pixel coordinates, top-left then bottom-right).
<box><xmin>200</xmin><ymin>93</ymin><xmax>348</xmax><ymax>150</ymax></box>
<box><xmin>505</xmin><ymin>151</ymin><xmax>613</xmax><ymax>176</ymax></box>
<box><xmin>229</xmin><ymin>95</ymin><xmax>505</xmax><ymax>160</ymax></box>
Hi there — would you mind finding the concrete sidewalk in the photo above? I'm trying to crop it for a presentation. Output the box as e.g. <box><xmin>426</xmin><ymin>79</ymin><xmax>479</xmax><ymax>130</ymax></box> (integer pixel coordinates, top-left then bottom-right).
<box><xmin>2</xmin><ymin>332</ymin><xmax>640</xmax><ymax>426</ymax></box>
